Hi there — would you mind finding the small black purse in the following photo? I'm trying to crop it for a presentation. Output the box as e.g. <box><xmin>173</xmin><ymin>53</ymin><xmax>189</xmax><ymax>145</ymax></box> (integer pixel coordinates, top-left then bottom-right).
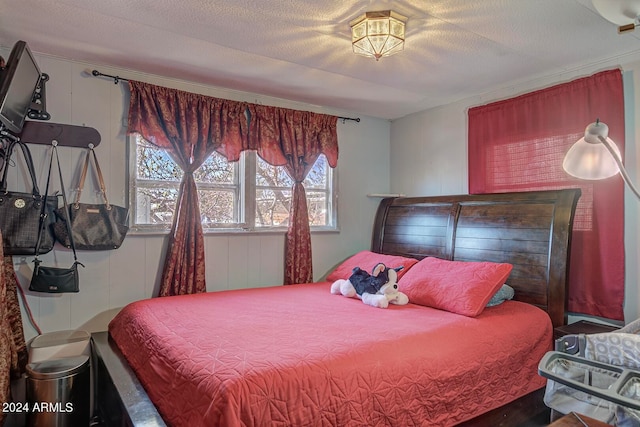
<box><xmin>30</xmin><ymin>259</ymin><xmax>81</xmax><ymax>293</ymax></box>
<box><xmin>29</xmin><ymin>143</ymin><xmax>84</xmax><ymax>293</ymax></box>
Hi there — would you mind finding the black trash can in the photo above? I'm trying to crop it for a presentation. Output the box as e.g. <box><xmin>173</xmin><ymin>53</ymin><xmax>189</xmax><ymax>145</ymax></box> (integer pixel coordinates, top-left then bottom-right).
<box><xmin>25</xmin><ymin>355</ymin><xmax>90</xmax><ymax>427</ymax></box>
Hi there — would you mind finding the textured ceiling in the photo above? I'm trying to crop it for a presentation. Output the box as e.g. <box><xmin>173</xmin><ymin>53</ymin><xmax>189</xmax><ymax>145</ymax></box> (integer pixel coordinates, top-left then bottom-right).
<box><xmin>1</xmin><ymin>0</ymin><xmax>640</xmax><ymax>119</ymax></box>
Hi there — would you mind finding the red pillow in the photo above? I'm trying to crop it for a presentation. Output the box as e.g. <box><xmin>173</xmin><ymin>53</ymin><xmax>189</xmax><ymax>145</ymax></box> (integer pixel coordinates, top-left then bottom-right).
<box><xmin>398</xmin><ymin>257</ymin><xmax>513</xmax><ymax>317</ymax></box>
<box><xmin>326</xmin><ymin>251</ymin><xmax>418</xmax><ymax>282</ymax></box>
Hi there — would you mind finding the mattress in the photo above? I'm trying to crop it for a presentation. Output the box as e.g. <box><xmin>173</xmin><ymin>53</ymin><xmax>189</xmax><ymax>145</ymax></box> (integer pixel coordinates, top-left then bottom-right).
<box><xmin>108</xmin><ymin>282</ymin><xmax>552</xmax><ymax>426</ymax></box>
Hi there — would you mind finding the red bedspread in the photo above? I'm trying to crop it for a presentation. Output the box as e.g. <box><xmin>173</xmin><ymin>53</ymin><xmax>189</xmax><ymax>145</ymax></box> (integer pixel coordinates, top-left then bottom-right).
<box><xmin>108</xmin><ymin>282</ymin><xmax>552</xmax><ymax>426</ymax></box>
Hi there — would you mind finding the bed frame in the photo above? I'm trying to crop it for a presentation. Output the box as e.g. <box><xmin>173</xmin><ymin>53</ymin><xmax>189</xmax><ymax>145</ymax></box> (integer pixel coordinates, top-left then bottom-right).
<box><xmin>92</xmin><ymin>188</ymin><xmax>581</xmax><ymax>427</ymax></box>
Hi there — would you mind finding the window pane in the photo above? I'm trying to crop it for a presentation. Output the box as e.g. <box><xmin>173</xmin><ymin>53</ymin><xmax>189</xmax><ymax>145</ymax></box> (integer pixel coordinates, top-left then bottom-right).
<box><xmin>256</xmin><ymin>156</ymin><xmax>293</xmax><ymax>187</ymax></box>
<box><xmin>255</xmin><ymin>188</ymin><xmax>291</xmax><ymax>227</ymax></box>
<box><xmin>255</xmin><ymin>189</ymin><xmax>329</xmax><ymax>227</ymax></box>
<box><xmin>194</xmin><ymin>152</ymin><xmax>235</xmax><ymax>184</ymax></box>
<box><xmin>306</xmin><ymin>191</ymin><xmax>328</xmax><ymax>226</ymax></box>
<box><xmin>137</xmin><ymin>137</ymin><xmax>234</xmax><ymax>185</ymax></box>
<box><xmin>199</xmin><ymin>190</ymin><xmax>236</xmax><ymax>224</ymax></box>
<box><xmin>135</xmin><ymin>187</ymin><xmax>179</xmax><ymax>225</ymax></box>
<box><xmin>137</xmin><ymin>143</ymin><xmax>183</xmax><ymax>182</ymax></box>
<box><xmin>255</xmin><ymin>155</ymin><xmax>328</xmax><ymax>189</ymax></box>
<box><xmin>303</xmin><ymin>155</ymin><xmax>327</xmax><ymax>189</ymax></box>
<box><xmin>136</xmin><ymin>187</ymin><xmax>236</xmax><ymax>225</ymax></box>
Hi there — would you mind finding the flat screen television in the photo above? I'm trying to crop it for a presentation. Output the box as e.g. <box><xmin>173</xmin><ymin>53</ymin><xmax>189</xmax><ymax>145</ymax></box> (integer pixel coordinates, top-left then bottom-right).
<box><xmin>0</xmin><ymin>41</ymin><xmax>41</xmax><ymax>134</ymax></box>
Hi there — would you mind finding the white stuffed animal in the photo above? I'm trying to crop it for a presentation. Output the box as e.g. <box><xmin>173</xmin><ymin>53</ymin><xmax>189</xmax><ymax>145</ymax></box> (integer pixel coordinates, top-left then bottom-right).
<box><xmin>330</xmin><ymin>263</ymin><xmax>409</xmax><ymax>309</ymax></box>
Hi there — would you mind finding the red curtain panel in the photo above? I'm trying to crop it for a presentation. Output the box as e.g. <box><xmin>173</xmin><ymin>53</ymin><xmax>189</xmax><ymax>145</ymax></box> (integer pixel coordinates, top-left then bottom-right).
<box><xmin>468</xmin><ymin>70</ymin><xmax>625</xmax><ymax>320</ymax></box>
<box><xmin>128</xmin><ymin>81</ymin><xmax>249</xmax><ymax>296</ymax></box>
<box><xmin>0</xmin><ymin>232</ymin><xmax>28</xmax><ymax>425</ymax></box>
<box><xmin>249</xmin><ymin>105</ymin><xmax>338</xmax><ymax>284</ymax></box>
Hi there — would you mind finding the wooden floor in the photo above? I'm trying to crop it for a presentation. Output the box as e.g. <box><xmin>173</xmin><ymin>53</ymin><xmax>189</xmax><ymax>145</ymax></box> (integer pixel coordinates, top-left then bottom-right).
<box><xmin>521</xmin><ymin>409</ymin><xmax>553</xmax><ymax>426</ymax></box>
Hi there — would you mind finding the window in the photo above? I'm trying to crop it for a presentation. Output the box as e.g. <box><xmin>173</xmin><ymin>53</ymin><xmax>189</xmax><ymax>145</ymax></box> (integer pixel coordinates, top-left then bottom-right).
<box><xmin>255</xmin><ymin>155</ymin><xmax>333</xmax><ymax>228</ymax></box>
<box><xmin>129</xmin><ymin>134</ymin><xmax>337</xmax><ymax>232</ymax></box>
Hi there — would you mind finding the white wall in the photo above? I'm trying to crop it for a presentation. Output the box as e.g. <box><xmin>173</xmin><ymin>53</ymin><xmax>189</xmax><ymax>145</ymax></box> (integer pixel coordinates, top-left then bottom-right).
<box><xmin>1</xmin><ymin>50</ymin><xmax>391</xmax><ymax>341</ymax></box>
<box><xmin>391</xmin><ymin>102</ymin><xmax>468</xmax><ymax>196</ymax></box>
<box><xmin>390</xmin><ymin>57</ymin><xmax>640</xmax><ymax>324</ymax></box>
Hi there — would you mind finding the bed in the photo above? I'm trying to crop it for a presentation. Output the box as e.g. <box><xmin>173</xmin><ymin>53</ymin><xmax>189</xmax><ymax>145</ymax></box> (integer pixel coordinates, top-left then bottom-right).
<box><xmin>93</xmin><ymin>188</ymin><xmax>581</xmax><ymax>427</ymax></box>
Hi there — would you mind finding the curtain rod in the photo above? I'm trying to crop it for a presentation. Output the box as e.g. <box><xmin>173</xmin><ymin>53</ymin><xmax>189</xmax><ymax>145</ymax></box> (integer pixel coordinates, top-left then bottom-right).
<box><xmin>91</xmin><ymin>69</ymin><xmax>360</xmax><ymax>123</ymax></box>
<box><xmin>92</xmin><ymin>70</ymin><xmax>128</xmax><ymax>84</ymax></box>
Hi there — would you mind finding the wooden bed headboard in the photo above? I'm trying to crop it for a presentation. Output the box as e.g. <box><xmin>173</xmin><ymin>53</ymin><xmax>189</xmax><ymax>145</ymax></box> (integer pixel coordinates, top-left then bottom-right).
<box><xmin>371</xmin><ymin>189</ymin><xmax>581</xmax><ymax>328</ymax></box>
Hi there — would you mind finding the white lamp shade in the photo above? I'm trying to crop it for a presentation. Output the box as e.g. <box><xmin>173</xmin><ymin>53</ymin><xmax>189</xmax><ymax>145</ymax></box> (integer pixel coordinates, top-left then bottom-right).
<box><xmin>563</xmin><ymin>135</ymin><xmax>622</xmax><ymax>180</ymax></box>
<box><xmin>565</xmin><ymin>119</ymin><xmax>640</xmax><ymax>201</ymax></box>
<box><xmin>592</xmin><ymin>0</ymin><xmax>640</xmax><ymax>26</ymax></box>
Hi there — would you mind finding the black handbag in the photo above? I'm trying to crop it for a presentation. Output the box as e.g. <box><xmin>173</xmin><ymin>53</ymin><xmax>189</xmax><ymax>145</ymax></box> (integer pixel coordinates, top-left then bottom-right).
<box><xmin>30</xmin><ymin>143</ymin><xmax>84</xmax><ymax>293</ymax></box>
<box><xmin>0</xmin><ymin>141</ymin><xmax>57</xmax><ymax>255</ymax></box>
<box><xmin>53</xmin><ymin>146</ymin><xmax>129</xmax><ymax>250</ymax></box>
<box><xmin>29</xmin><ymin>259</ymin><xmax>81</xmax><ymax>293</ymax></box>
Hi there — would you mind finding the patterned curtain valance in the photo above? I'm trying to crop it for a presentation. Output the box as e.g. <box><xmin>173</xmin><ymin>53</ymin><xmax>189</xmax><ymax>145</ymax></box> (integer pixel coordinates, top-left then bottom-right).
<box><xmin>127</xmin><ymin>81</ymin><xmax>339</xmax><ymax>168</ymax></box>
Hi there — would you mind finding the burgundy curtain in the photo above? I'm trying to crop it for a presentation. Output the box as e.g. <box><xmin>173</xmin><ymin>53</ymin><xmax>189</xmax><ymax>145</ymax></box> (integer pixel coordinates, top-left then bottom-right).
<box><xmin>128</xmin><ymin>81</ymin><xmax>249</xmax><ymax>296</ymax></box>
<box><xmin>468</xmin><ymin>70</ymin><xmax>625</xmax><ymax>320</ymax></box>
<box><xmin>0</xmin><ymin>233</ymin><xmax>28</xmax><ymax>425</ymax></box>
<box><xmin>249</xmin><ymin>105</ymin><xmax>338</xmax><ymax>284</ymax></box>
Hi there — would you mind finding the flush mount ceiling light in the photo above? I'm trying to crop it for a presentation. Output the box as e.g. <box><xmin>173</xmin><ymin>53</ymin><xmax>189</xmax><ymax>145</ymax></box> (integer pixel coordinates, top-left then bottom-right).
<box><xmin>592</xmin><ymin>0</ymin><xmax>640</xmax><ymax>33</ymax></box>
<box><xmin>350</xmin><ymin>10</ymin><xmax>407</xmax><ymax>61</ymax></box>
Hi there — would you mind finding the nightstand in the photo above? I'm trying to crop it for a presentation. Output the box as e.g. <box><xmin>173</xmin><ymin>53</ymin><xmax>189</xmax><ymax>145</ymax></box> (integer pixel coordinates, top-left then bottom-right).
<box><xmin>548</xmin><ymin>411</ymin><xmax>611</xmax><ymax>426</ymax></box>
<box><xmin>553</xmin><ymin>320</ymin><xmax>618</xmax><ymax>341</ymax></box>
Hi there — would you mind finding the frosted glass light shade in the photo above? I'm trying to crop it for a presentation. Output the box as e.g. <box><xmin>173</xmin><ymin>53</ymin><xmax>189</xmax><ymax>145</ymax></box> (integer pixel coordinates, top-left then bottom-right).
<box><xmin>563</xmin><ymin>122</ymin><xmax>622</xmax><ymax>180</ymax></box>
<box><xmin>563</xmin><ymin>136</ymin><xmax>622</xmax><ymax>179</ymax></box>
<box><xmin>350</xmin><ymin>11</ymin><xmax>407</xmax><ymax>61</ymax></box>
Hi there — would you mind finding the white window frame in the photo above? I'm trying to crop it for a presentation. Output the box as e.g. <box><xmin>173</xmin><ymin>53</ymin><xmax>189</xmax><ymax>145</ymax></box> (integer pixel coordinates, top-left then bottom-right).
<box><xmin>128</xmin><ymin>135</ymin><xmax>338</xmax><ymax>233</ymax></box>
